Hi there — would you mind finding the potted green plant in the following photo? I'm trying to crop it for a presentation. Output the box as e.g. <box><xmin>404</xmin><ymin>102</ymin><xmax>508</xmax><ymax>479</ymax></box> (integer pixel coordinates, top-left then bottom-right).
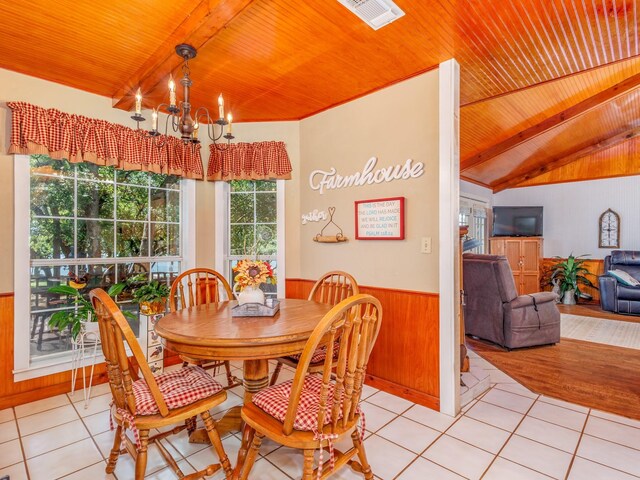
<box><xmin>131</xmin><ymin>280</ymin><xmax>170</xmax><ymax>315</ymax></box>
<box><xmin>47</xmin><ymin>283</ymin><xmax>130</xmax><ymax>339</ymax></box>
<box><xmin>548</xmin><ymin>254</ymin><xmax>597</xmax><ymax>305</ymax></box>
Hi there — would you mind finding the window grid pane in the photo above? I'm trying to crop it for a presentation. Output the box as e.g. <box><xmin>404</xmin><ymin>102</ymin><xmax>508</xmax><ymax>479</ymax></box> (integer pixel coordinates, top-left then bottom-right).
<box><xmin>227</xmin><ymin>180</ymin><xmax>278</xmax><ymax>295</ymax></box>
<box><xmin>28</xmin><ymin>156</ymin><xmax>183</xmax><ymax>360</ymax></box>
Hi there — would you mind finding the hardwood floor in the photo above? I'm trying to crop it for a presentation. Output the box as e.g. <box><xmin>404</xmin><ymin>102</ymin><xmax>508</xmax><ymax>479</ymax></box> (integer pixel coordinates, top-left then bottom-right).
<box><xmin>558</xmin><ymin>303</ymin><xmax>640</xmax><ymax>323</ymax></box>
<box><xmin>467</xmin><ymin>337</ymin><xmax>640</xmax><ymax>420</ymax></box>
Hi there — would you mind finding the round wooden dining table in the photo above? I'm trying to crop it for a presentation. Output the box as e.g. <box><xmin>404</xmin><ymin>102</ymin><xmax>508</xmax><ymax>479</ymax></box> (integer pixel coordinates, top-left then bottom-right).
<box><xmin>154</xmin><ymin>298</ymin><xmax>333</xmax><ymax>478</ymax></box>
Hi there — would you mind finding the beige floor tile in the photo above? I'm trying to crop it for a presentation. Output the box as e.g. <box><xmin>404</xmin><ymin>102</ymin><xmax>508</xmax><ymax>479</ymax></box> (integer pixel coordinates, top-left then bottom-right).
<box><xmin>165</xmin><ymin>427</ymin><xmax>210</xmax><ymax>458</ymax></box>
<box><xmin>493</xmin><ymin>382</ymin><xmax>539</xmax><ymax>400</ymax></box>
<box><xmin>488</xmin><ymin>369</ymin><xmax>517</xmax><ymax>384</ymax></box>
<box><xmin>260</xmin><ymin>446</ymin><xmax>302</xmax><ymax>478</ymax></box>
<box><xmin>82</xmin><ymin>409</ymin><xmax>112</xmax><ymax>436</ymax></box>
<box><xmin>589</xmin><ymin>409</ymin><xmax>640</xmax><ymax>429</ymax></box>
<box><xmin>528</xmin><ymin>401</ymin><xmax>587</xmax><ymax>432</ymax></box>
<box><xmin>210</xmin><ymin>391</ymin><xmax>244</xmax><ymax>415</ymax></box>
<box><xmin>358</xmin><ymin>402</ymin><xmax>397</xmax><ymax>433</ymax></box>
<box><xmin>0</xmin><ymin>461</ymin><xmax>28</xmax><ymax>480</ymax></box>
<box><xmin>0</xmin><ymin>439</ymin><xmax>23</xmax><ymax>469</ymax></box>
<box><xmin>144</xmin><ymin>460</ymin><xmax>196</xmax><ymax>480</ymax></box>
<box><xmin>366</xmin><ymin>391</ymin><xmax>414</xmax><ymax>414</ymax></box>
<box><xmin>577</xmin><ymin>434</ymin><xmax>640</xmax><ymax>477</ymax></box>
<box><xmin>107</xmin><ymin>440</ymin><xmax>184</xmax><ymax>479</ymax></box>
<box><xmin>59</xmin><ymin>461</ymin><xmax>115</xmax><ymax>479</ymax></box>
<box><xmin>397</xmin><ymin>457</ymin><xmax>465</xmax><ymax>479</ymax></box>
<box><xmin>465</xmin><ymin>401</ymin><xmax>524</xmax><ymax>432</ymax></box>
<box><xmin>403</xmin><ymin>404</ymin><xmax>457</xmax><ymax>432</ymax></box>
<box><xmin>483</xmin><ymin>457</ymin><xmax>553</xmax><ymax>479</ymax></box>
<box><xmin>584</xmin><ymin>416</ymin><xmax>640</xmax><ymax>450</ymax></box>
<box><xmin>26</xmin><ymin>438</ymin><xmax>102</xmax><ymax>480</ymax></box>
<box><xmin>500</xmin><ymin>435</ymin><xmax>572</xmax><ymax>479</ymax></box>
<box><xmin>0</xmin><ymin>408</ymin><xmax>14</xmax><ymax>424</ymax></box>
<box><xmin>447</xmin><ymin>416</ymin><xmax>511</xmax><ymax>454</ymax></box>
<box><xmin>69</xmin><ymin>381</ymin><xmax>111</xmax><ymax>400</ymax></box>
<box><xmin>361</xmin><ymin>383</ymin><xmax>378</xmax><ymax>400</ymax></box>
<box><xmin>14</xmin><ymin>394</ymin><xmax>70</xmax><ymax>419</ymax></box>
<box><xmin>73</xmin><ymin>393</ymin><xmax>112</xmax><ymax>417</ymax></box>
<box><xmin>538</xmin><ymin>395</ymin><xmax>589</xmax><ymax>414</ymax></box>
<box><xmin>0</xmin><ymin>420</ymin><xmax>18</xmax><ymax>444</ymax></box>
<box><xmin>422</xmin><ymin>434</ymin><xmax>494</xmax><ymax>480</ymax></box>
<box><xmin>17</xmin><ymin>404</ymin><xmax>79</xmax><ymax>436</ymax></box>
<box><xmin>515</xmin><ymin>416</ymin><xmax>581</xmax><ymax>454</ymax></box>
<box><xmin>481</xmin><ymin>388</ymin><xmax>536</xmax><ymax>414</ymax></box>
<box><xmin>187</xmin><ymin>435</ymin><xmax>244</xmax><ymax>480</ymax></box>
<box><xmin>568</xmin><ymin>456</ymin><xmax>638</xmax><ymax>480</ymax></box>
<box><xmin>358</xmin><ymin>434</ymin><xmax>417</xmax><ymax>479</ymax></box>
<box><xmin>246</xmin><ymin>458</ymin><xmax>293</xmax><ymax>479</ymax></box>
<box><xmin>22</xmin><ymin>419</ymin><xmax>89</xmax><ymax>459</ymax></box>
<box><xmin>377</xmin><ymin>416</ymin><xmax>440</xmax><ymax>454</ymax></box>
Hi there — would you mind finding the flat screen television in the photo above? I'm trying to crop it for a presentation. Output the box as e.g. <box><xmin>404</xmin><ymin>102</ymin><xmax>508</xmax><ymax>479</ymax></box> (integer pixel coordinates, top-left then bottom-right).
<box><xmin>492</xmin><ymin>206</ymin><xmax>543</xmax><ymax>237</ymax></box>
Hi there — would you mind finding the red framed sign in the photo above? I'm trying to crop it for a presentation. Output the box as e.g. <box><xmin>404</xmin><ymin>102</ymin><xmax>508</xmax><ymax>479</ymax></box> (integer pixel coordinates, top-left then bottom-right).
<box><xmin>355</xmin><ymin>197</ymin><xmax>405</xmax><ymax>240</ymax></box>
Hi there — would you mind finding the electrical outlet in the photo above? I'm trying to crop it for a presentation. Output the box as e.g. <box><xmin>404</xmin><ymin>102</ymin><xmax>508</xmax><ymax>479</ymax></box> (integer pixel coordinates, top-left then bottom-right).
<box><xmin>421</xmin><ymin>237</ymin><xmax>432</xmax><ymax>254</ymax></box>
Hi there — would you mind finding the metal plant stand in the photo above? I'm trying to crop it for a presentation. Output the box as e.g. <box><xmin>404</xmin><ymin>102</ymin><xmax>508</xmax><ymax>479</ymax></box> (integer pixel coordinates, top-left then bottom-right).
<box><xmin>70</xmin><ymin>328</ymin><xmax>100</xmax><ymax>409</ymax></box>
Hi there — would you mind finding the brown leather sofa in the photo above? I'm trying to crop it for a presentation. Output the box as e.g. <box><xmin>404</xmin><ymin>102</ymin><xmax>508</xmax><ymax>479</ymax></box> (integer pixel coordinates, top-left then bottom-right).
<box><xmin>463</xmin><ymin>254</ymin><xmax>560</xmax><ymax>349</ymax></box>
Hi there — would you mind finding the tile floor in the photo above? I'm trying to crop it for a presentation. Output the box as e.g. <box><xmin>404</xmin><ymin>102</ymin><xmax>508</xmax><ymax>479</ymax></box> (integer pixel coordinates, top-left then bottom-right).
<box><xmin>1</xmin><ymin>354</ymin><xmax>640</xmax><ymax>479</ymax></box>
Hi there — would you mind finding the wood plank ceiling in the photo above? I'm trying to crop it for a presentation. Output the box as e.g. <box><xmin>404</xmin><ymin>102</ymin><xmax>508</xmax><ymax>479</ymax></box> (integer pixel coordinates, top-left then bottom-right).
<box><xmin>0</xmin><ymin>0</ymin><xmax>638</xmax><ymax>189</ymax></box>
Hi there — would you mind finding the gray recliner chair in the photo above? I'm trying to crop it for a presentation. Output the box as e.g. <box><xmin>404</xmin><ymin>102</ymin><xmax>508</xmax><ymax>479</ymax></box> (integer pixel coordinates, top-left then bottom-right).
<box><xmin>463</xmin><ymin>254</ymin><xmax>560</xmax><ymax>349</ymax></box>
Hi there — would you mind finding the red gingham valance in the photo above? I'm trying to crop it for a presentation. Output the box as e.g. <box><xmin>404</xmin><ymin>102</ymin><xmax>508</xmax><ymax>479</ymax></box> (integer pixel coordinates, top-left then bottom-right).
<box><xmin>7</xmin><ymin>102</ymin><xmax>204</xmax><ymax>180</ymax></box>
<box><xmin>207</xmin><ymin>141</ymin><xmax>292</xmax><ymax>181</ymax></box>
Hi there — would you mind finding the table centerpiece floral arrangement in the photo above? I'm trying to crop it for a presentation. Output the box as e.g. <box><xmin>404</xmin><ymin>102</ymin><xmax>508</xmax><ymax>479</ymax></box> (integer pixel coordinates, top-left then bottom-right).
<box><xmin>232</xmin><ymin>259</ymin><xmax>276</xmax><ymax>305</ymax></box>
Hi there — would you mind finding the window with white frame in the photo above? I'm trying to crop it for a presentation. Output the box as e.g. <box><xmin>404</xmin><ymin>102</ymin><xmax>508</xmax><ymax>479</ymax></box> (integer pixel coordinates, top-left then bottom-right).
<box><xmin>23</xmin><ymin>154</ymin><xmax>186</xmax><ymax>364</ymax></box>
<box><xmin>224</xmin><ymin>180</ymin><xmax>284</xmax><ymax>298</ymax></box>
<box><xmin>460</xmin><ymin>196</ymin><xmax>489</xmax><ymax>254</ymax></box>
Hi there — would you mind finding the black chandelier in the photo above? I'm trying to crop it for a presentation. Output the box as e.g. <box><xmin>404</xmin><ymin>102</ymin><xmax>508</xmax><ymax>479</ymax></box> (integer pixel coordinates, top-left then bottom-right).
<box><xmin>131</xmin><ymin>44</ymin><xmax>234</xmax><ymax>150</ymax></box>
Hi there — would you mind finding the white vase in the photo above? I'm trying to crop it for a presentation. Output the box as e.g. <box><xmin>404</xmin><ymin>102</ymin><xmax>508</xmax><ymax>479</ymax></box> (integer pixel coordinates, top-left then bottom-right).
<box><xmin>562</xmin><ymin>289</ymin><xmax>576</xmax><ymax>305</ymax></box>
<box><xmin>236</xmin><ymin>284</ymin><xmax>265</xmax><ymax>305</ymax></box>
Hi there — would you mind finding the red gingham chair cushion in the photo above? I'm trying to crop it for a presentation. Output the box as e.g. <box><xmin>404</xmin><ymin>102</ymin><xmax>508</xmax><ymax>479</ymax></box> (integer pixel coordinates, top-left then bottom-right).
<box><xmin>132</xmin><ymin>366</ymin><xmax>223</xmax><ymax>415</ymax></box>
<box><xmin>252</xmin><ymin>375</ymin><xmax>359</xmax><ymax>431</ymax></box>
<box><xmin>288</xmin><ymin>340</ymin><xmax>340</xmax><ymax>364</ymax></box>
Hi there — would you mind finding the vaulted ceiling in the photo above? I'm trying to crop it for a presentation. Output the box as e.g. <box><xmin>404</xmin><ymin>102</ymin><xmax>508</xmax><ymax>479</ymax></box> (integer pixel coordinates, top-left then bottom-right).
<box><xmin>1</xmin><ymin>0</ymin><xmax>639</xmax><ymax>190</ymax></box>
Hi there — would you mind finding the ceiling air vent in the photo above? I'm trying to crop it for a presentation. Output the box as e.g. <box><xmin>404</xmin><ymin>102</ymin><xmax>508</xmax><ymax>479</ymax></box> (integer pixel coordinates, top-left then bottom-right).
<box><xmin>337</xmin><ymin>0</ymin><xmax>405</xmax><ymax>30</ymax></box>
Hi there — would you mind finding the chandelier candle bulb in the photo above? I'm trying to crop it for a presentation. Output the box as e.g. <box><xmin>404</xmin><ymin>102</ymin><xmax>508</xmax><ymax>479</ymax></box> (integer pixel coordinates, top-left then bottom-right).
<box><xmin>135</xmin><ymin>88</ymin><xmax>142</xmax><ymax>115</ymax></box>
<box><xmin>227</xmin><ymin>113</ymin><xmax>232</xmax><ymax>134</ymax></box>
<box><xmin>151</xmin><ymin>109</ymin><xmax>158</xmax><ymax>131</ymax></box>
<box><xmin>218</xmin><ymin>94</ymin><xmax>224</xmax><ymax>118</ymax></box>
<box><xmin>168</xmin><ymin>75</ymin><xmax>176</xmax><ymax>106</ymax></box>
<box><xmin>193</xmin><ymin>121</ymin><xmax>199</xmax><ymax>139</ymax></box>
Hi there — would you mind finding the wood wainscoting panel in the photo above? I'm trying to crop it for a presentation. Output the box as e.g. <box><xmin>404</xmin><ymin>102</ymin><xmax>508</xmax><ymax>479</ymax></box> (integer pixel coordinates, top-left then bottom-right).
<box><xmin>540</xmin><ymin>258</ymin><xmax>604</xmax><ymax>304</ymax></box>
<box><xmin>0</xmin><ymin>293</ymin><xmax>181</xmax><ymax>409</ymax></box>
<box><xmin>286</xmin><ymin>279</ymin><xmax>440</xmax><ymax>410</ymax></box>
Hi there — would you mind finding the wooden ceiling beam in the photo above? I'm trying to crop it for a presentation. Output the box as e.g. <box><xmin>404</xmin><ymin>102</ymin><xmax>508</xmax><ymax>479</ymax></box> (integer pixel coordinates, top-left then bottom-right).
<box><xmin>491</xmin><ymin>127</ymin><xmax>640</xmax><ymax>193</ymax></box>
<box><xmin>111</xmin><ymin>0</ymin><xmax>256</xmax><ymax>111</ymax></box>
<box><xmin>461</xmin><ymin>72</ymin><xmax>640</xmax><ymax>172</ymax></box>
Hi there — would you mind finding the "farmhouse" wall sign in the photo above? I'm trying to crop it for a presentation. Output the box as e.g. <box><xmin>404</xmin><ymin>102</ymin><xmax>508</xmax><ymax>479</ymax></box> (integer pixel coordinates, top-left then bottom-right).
<box><xmin>309</xmin><ymin>157</ymin><xmax>424</xmax><ymax>194</ymax></box>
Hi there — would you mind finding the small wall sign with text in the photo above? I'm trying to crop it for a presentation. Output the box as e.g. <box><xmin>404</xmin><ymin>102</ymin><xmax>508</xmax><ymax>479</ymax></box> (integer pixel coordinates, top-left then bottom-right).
<box><xmin>309</xmin><ymin>157</ymin><xmax>424</xmax><ymax>194</ymax></box>
<box><xmin>301</xmin><ymin>209</ymin><xmax>327</xmax><ymax>224</ymax></box>
<box><xmin>355</xmin><ymin>197</ymin><xmax>405</xmax><ymax>240</ymax></box>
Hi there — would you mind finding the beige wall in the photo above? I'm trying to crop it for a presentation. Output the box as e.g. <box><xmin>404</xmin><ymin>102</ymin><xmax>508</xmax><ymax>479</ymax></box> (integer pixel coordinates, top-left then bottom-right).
<box><xmin>0</xmin><ymin>67</ymin><xmax>300</xmax><ymax>293</ymax></box>
<box><xmin>299</xmin><ymin>71</ymin><xmax>440</xmax><ymax>292</ymax></box>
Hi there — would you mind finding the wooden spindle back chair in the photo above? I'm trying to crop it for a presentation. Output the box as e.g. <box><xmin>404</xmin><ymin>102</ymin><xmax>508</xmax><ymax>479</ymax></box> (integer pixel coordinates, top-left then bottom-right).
<box><xmin>169</xmin><ymin>268</ymin><xmax>239</xmax><ymax>388</ymax></box>
<box><xmin>270</xmin><ymin>270</ymin><xmax>359</xmax><ymax>385</ymax></box>
<box><xmin>90</xmin><ymin>288</ymin><xmax>232</xmax><ymax>480</ymax></box>
<box><xmin>309</xmin><ymin>270</ymin><xmax>359</xmax><ymax>305</ymax></box>
<box><xmin>241</xmin><ymin>293</ymin><xmax>382</xmax><ymax>480</ymax></box>
<box><xmin>169</xmin><ymin>268</ymin><xmax>232</xmax><ymax>311</ymax></box>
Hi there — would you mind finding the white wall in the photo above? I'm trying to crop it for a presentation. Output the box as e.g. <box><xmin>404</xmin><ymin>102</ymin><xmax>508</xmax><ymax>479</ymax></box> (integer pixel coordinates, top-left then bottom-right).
<box><xmin>493</xmin><ymin>177</ymin><xmax>640</xmax><ymax>258</ymax></box>
<box><xmin>460</xmin><ymin>179</ymin><xmax>492</xmax><ymax>203</ymax></box>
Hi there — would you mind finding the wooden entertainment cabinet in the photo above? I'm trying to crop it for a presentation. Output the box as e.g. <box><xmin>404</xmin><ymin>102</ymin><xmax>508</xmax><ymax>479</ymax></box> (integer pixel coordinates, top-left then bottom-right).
<box><xmin>489</xmin><ymin>236</ymin><xmax>543</xmax><ymax>295</ymax></box>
